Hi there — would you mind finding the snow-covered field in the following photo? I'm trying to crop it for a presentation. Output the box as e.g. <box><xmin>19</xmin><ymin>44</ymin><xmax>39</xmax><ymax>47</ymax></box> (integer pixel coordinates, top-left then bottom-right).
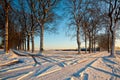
<box><xmin>0</xmin><ymin>49</ymin><xmax>120</xmax><ymax>80</ymax></box>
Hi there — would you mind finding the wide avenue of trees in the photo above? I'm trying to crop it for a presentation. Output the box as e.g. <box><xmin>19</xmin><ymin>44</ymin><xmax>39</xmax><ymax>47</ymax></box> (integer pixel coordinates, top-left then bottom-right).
<box><xmin>0</xmin><ymin>0</ymin><xmax>120</xmax><ymax>57</ymax></box>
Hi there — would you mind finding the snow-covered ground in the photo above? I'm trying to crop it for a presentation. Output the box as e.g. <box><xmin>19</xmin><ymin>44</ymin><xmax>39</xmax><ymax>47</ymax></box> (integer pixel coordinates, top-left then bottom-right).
<box><xmin>0</xmin><ymin>49</ymin><xmax>120</xmax><ymax>80</ymax></box>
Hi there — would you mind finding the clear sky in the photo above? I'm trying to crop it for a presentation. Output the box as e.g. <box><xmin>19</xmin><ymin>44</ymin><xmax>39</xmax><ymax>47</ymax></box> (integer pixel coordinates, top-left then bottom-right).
<box><xmin>34</xmin><ymin>19</ymin><xmax>78</xmax><ymax>50</ymax></box>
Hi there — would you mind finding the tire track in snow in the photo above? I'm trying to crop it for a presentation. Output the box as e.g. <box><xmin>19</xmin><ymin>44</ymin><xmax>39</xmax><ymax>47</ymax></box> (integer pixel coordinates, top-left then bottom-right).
<box><xmin>0</xmin><ymin>52</ymin><xmax>105</xmax><ymax>79</ymax></box>
<box><xmin>34</xmin><ymin>52</ymin><xmax>105</xmax><ymax>80</ymax></box>
<box><xmin>35</xmin><ymin>58</ymin><xmax>99</xmax><ymax>80</ymax></box>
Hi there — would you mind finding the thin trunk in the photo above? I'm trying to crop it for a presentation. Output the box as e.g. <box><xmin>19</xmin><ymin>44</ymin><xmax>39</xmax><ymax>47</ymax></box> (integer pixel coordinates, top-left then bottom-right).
<box><xmin>92</xmin><ymin>39</ymin><xmax>93</xmax><ymax>52</ymax></box>
<box><xmin>31</xmin><ymin>13</ymin><xmax>34</xmax><ymax>53</ymax></box>
<box><xmin>19</xmin><ymin>42</ymin><xmax>21</xmax><ymax>50</ymax></box>
<box><xmin>20</xmin><ymin>42</ymin><xmax>23</xmax><ymax>50</ymax></box>
<box><xmin>23</xmin><ymin>41</ymin><xmax>24</xmax><ymax>50</ymax></box>
<box><xmin>77</xmin><ymin>27</ymin><xmax>80</xmax><ymax>54</ymax></box>
<box><xmin>108</xmin><ymin>30</ymin><xmax>110</xmax><ymax>53</ymax></box>
<box><xmin>88</xmin><ymin>32</ymin><xmax>91</xmax><ymax>53</ymax></box>
<box><xmin>27</xmin><ymin>33</ymin><xmax>30</xmax><ymax>51</ymax></box>
<box><xmin>25</xmin><ymin>38</ymin><xmax>26</xmax><ymax>51</ymax></box>
<box><xmin>89</xmin><ymin>38</ymin><xmax>91</xmax><ymax>53</ymax></box>
<box><xmin>40</xmin><ymin>25</ymin><xmax>44</xmax><ymax>53</ymax></box>
<box><xmin>85</xmin><ymin>31</ymin><xmax>87</xmax><ymax>53</ymax></box>
<box><xmin>31</xmin><ymin>31</ymin><xmax>34</xmax><ymax>53</ymax></box>
<box><xmin>18</xmin><ymin>44</ymin><xmax>20</xmax><ymax>50</ymax></box>
<box><xmin>111</xmin><ymin>30</ymin><xmax>115</xmax><ymax>56</ymax></box>
<box><xmin>93</xmin><ymin>34</ymin><xmax>96</xmax><ymax>53</ymax></box>
<box><xmin>92</xmin><ymin>30</ymin><xmax>94</xmax><ymax>52</ymax></box>
<box><xmin>5</xmin><ymin>2</ymin><xmax>9</xmax><ymax>53</ymax></box>
<box><xmin>20</xmin><ymin>40</ymin><xmax>23</xmax><ymax>50</ymax></box>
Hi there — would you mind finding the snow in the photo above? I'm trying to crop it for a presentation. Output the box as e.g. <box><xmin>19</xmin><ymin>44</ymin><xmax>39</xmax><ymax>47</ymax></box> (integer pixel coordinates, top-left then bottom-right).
<box><xmin>83</xmin><ymin>57</ymin><xmax>120</xmax><ymax>80</ymax></box>
<box><xmin>0</xmin><ymin>49</ymin><xmax>120</xmax><ymax>80</ymax></box>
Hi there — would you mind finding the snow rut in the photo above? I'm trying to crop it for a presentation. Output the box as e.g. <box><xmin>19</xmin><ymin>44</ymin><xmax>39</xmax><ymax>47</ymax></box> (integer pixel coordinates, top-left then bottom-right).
<box><xmin>0</xmin><ymin>51</ymin><xmax>108</xmax><ymax>80</ymax></box>
<box><xmin>35</xmin><ymin>57</ymin><xmax>99</xmax><ymax>80</ymax></box>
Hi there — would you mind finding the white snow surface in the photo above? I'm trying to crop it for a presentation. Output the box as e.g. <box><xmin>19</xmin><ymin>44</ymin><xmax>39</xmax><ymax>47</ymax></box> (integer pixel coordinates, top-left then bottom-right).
<box><xmin>0</xmin><ymin>49</ymin><xmax>120</xmax><ymax>80</ymax></box>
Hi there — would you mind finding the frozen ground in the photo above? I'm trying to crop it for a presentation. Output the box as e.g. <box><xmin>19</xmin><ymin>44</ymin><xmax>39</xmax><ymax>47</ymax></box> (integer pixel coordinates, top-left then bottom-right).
<box><xmin>0</xmin><ymin>49</ymin><xmax>120</xmax><ymax>80</ymax></box>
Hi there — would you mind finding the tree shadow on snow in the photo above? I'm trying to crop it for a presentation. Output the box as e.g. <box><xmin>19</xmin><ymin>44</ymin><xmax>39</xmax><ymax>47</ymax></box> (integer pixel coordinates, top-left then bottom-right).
<box><xmin>2</xmin><ymin>71</ymin><xmax>29</xmax><ymax>80</ymax></box>
<box><xmin>102</xmin><ymin>56</ymin><xmax>117</xmax><ymax>64</ymax></box>
<box><xmin>90</xmin><ymin>66</ymin><xmax>120</xmax><ymax>78</ymax></box>
<box><xmin>72</xmin><ymin>58</ymin><xmax>98</xmax><ymax>77</ymax></box>
<box><xmin>34</xmin><ymin>65</ymin><xmax>53</xmax><ymax>76</ymax></box>
<box><xmin>58</xmin><ymin>62</ymin><xmax>66</xmax><ymax>67</ymax></box>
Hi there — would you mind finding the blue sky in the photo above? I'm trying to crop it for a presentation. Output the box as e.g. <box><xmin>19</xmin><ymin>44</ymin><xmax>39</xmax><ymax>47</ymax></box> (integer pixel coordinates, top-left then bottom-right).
<box><xmin>34</xmin><ymin>19</ymin><xmax>78</xmax><ymax>50</ymax></box>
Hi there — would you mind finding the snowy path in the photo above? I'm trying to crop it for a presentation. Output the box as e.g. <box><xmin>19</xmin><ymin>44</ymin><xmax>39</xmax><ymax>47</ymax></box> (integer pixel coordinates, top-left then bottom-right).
<box><xmin>0</xmin><ymin>50</ymin><xmax>120</xmax><ymax>80</ymax></box>
<box><xmin>33</xmin><ymin>52</ymin><xmax>105</xmax><ymax>80</ymax></box>
<box><xmin>35</xmin><ymin>57</ymin><xmax>98</xmax><ymax>80</ymax></box>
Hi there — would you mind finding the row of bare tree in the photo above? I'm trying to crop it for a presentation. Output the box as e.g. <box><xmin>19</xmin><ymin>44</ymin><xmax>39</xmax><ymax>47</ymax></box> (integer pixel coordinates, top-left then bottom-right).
<box><xmin>65</xmin><ymin>0</ymin><xmax>120</xmax><ymax>56</ymax></box>
<box><xmin>0</xmin><ymin>0</ymin><xmax>120</xmax><ymax>57</ymax></box>
<box><xmin>0</xmin><ymin>0</ymin><xmax>58</xmax><ymax>53</ymax></box>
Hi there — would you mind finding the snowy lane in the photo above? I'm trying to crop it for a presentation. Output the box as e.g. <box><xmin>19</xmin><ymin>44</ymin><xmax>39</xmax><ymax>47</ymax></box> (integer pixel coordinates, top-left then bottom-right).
<box><xmin>35</xmin><ymin>58</ymin><xmax>98</xmax><ymax>80</ymax></box>
<box><xmin>0</xmin><ymin>51</ymin><xmax>100</xmax><ymax>79</ymax></box>
<box><xmin>0</xmin><ymin>51</ymin><xmax>119</xmax><ymax>80</ymax></box>
<box><xmin>33</xmin><ymin>52</ymin><xmax>105</xmax><ymax>80</ymax></box>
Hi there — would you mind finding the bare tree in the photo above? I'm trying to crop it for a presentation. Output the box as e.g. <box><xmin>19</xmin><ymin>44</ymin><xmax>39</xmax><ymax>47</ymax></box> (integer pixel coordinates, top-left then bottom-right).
<box><xmin>83</xmin><ymin>24</ymin><xmax>88</xmax><ymax>53</ymax></box>
<box><xmin>82</xmin><ymin>0</ymin><xmax>104</xmax><ymax>53</ymax></box>
<box><xmin>32</xmin><ymin>0</ymin><xmax>58</xmax><ymax>53</ymax></box>
<box><xmin>65</xmin><ymin>0</ymin><xmax>85</xmax><ymax>54</ymax></box>
<box><xmin>104</xmin><ymin>0</ymin><xmax>120</xmax><ymax>56</ymax></box>
<box><xmin>17</xmin><ymin>0</ymin><xmax>31</xmax><ymax>51</ymax></box>
<box><xmin>27</xmin><ymin>0</ymin><xmax>38</xmax><ymax>53</ymax></box>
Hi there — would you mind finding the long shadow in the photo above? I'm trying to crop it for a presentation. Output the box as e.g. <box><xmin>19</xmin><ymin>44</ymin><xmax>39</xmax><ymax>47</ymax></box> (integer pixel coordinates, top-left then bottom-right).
<box><xmin>72</xmin><ymin>58</ymin><xmax>98</xmax><ymax>77</ymax></box>
<box><xmin>58</xmin><ymin>62</ymin><xmax>66</xmax><ymax>67</ymax></box>
<box><xmin>37</xmin><ymin>56</ymin><xmax>58</xmax><ymax>63</ymax></box>
<box><xmin>34</xmin><ymin>65</ymin><xmax>53</xmax><ymax>76</ymax></box>
<box><xmin>102</xmin><ymin>56</ymin><xmax>117</xmax><ymax>64</ymax></box>
<box><xmin>102</xmin><ymin>56</ymin><xmax>120</xmax><ymax>79</ymax></box>
<box><xmin>90</xmin><ymin>66</ymin><xmax>120</xmax><ymax>78</ymax></box>
<box><xmin>102</xmin><ymin>56</ymin><xmax>118</xmax><ymax>74</ymax></box>
<box><xmin>13</xmin><ymin>50</ymin><xmax>59</xmax><ymax>66</ymax></box>
<box><xmin>1</xmin><ymin>71</ymin><xmax>29</xmax><ymax>80</ymax></box>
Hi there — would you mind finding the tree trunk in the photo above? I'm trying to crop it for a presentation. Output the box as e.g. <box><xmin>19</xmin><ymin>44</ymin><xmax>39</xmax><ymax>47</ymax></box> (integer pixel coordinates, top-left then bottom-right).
<box><xmin>31</xmin><ymin>31</ymin><xmax>34</xmax><ymax>53</ymax></box>
<box><xmin>21</xmin><ymin>43</ymin><xmax>23</xmax><ymax>50</ymax></box>
<box><xmin>77</xmin><ymin>27</ymin><xmax>81</xmax><ymax>54</ymax></box>
<box><xmin>110</xmin><ymin>30</ymin><xmax>115</xmax><ymax>57</ymax></box>
<box><xmin>27</xmin><ymin>33</ymin><xmax>30</xmax><ymax>51</ymax></box>
<box><xmin>22</xmin><ymin>40</ymin><xmax>24</xmax><ymax>50</ymax></box>
<box><xmin>40</xmin><ymin>25</ymin><xmax>44</xmax><ymax>53</ymax></box>
<box><xmin>88</xmin><ymin>32</ymin><xmax>91</xmax><ymax>53</ymax></box>
<box><xmin>85</xmin><ymin>31</ymin><xmax>87</xmax><ymax>53</ymax></box>
<box><xmin>93</xmin><ymin>34</ymin><xmax>96</xmax><ymax>53</ymax></box>
<box><xmin>18</xmin><ymin>44</ymin><xmax>20</xmax><ymax>50</ymax></box>
<box><xmin>107</xmin><ymin>30</ymin><xmax>110</xmax><ymax>53</ymax></box>
<box><xmin>24</xmin><ymin>38</ymin><xmax>26</xmax><ymax>51</ymax></box>
<box><xmin>19</xmin><ymin>42</ymin><xmax>21</xmax><ymax>50</ymax></box>
<box><xmin>89</xmin><ymin>38</ymin><xmax>91</xmax><ymax>53</ymax></box>
<box><xmin>92</xmin><ymin>30</ymin><xmax>94</xmax><ymax>52</ymax></box>
<box><xmin>5</xmin><ymin>2</ymin><xmax>9</xmax><ymax>53</ymax></box>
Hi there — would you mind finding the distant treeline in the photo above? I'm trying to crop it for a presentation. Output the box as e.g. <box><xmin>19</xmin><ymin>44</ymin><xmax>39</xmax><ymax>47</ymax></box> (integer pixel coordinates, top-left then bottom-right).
<box><xmin>55</xmin><ymin>48</ymin><xmax>100</xmax><ymax>51</ymax></box>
